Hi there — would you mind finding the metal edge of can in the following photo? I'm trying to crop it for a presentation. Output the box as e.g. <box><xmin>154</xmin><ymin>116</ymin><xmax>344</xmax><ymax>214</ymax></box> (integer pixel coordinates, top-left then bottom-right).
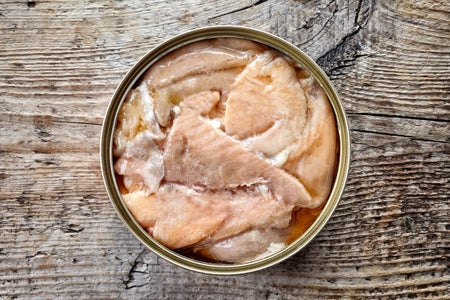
<box><xmin>100</xmin><ymin>25</ymin><xmax>351</xmax><ymax>275</ymax></box>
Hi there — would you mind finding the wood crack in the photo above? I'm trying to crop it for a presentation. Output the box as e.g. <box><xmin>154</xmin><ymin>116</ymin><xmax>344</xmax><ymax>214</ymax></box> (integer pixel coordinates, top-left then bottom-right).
<box><xmin>124</xmin><ymin>249</ymin><xmax>147</xmax><ymax>290</ymax></box>
<box><xmin>317</xmin><ymin>25</ymin><xmax>361</xmax><ymax>63</ymax></box>
<box><xmin>299</xmin><ymin>0</ymin><xmax>338</xmax><ymax>46</ymax></box>
<box><xmin>354</xmin><ymin>0</ymin><xmax>363</xmax><ymax>26</ymax></box>
<box><xmin>352</xmin><ymin>129</ymin><xmax>449</xmax><ymax>144</ymax></box>
<box><xmin>209</xmin><ymin>0</ymin><xmax>269</xmax><ymax>20</ymax></box>
<box><xmin>55</xmin><ymin>120</ymin><xmax>103</xmax><ymax>126</ymax></box>
<box><xmin>317</xmin><ymin>0</ymin><xmax>375</xmax><ymax>67</ymax></box>
<box><xmin>347</xmin><ymin>112</ymin><xmax>450</xmax><ymax>123</ymax></box>
<box><xmin>1</xmin><ymin>112</ymin><xmax>103</xmax><ymax>127</ymax></box>
<box><xmin>327</xmin><ymin>53</ymin><xmax>369</xmax><ymax>73</ymax></box>
<box><xmin>25</xmin><ymin>251</ymin><xmax>47</xmax><ymax>259</ymax></box>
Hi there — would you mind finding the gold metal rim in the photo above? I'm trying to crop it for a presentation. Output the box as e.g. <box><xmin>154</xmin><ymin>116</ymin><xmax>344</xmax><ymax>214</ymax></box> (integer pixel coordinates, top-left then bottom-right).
<box><xmin>100</xmin><ymin>25</ymin><xmax>351</xmax><ymax>275</ymax></box>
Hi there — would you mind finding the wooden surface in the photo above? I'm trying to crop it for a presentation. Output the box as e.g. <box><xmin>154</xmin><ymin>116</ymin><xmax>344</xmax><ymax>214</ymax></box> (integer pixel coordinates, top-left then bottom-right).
<box><xmin>1</xmin><ymin>0</ymin><xmax>449</xmax><ymax>298</ymax></box>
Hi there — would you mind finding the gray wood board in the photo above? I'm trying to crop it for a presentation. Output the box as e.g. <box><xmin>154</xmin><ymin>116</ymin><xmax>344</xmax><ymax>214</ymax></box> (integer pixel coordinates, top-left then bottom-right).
<box><xmin>1</xmin><ymin>0</ymin><xmax>449</xmax><ymax>298</ymax></box>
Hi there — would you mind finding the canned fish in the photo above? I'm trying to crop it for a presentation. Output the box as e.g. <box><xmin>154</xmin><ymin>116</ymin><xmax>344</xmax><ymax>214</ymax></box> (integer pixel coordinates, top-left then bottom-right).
<box><xmin>100</xmin><ymin>26</ymin><xmax>350</xmax><ymax>274</ymax></box>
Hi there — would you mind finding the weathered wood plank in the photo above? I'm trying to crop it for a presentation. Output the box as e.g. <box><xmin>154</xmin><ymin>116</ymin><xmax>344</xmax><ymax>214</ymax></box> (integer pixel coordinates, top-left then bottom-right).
<box><xmin>0</xmin><ymin>0</ymin><xmax>448</xmax><ymax>299</ymax></box>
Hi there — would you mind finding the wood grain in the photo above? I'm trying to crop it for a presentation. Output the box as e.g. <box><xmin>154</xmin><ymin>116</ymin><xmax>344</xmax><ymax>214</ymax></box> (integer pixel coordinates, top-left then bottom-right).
<box><xmin>1</xmin><ymin>0</ymin><xmax>449</xmax><ymax>299</ymax></box>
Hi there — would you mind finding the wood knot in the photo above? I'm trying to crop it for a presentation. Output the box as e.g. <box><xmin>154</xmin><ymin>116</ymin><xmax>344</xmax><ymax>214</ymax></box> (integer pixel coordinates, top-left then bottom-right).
<box><xmin>403</xmin><ymin>215</ymin><xmax>415</xmax><ymax>232</ymax></box>
<box><xmin>61</xmin><ymin>223</ymin><xmax>84</xmax><ymax>233</ymax></box>
<box><xmin>32</xmin><ymin>116</ymin><xmax>54</xmax><ymax>142</ymax></box>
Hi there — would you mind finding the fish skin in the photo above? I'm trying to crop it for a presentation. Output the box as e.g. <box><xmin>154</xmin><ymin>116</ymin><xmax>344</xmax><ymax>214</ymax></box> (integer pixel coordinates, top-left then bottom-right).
<box><xmin>114</xmin><ymin>130</ymin><xmax>164</xmax><ymax>194</ymax></box>
<box><xmin>113</xmin><ymin>86</ymin><xmax>165</xmax><ymax>157</ymax></box>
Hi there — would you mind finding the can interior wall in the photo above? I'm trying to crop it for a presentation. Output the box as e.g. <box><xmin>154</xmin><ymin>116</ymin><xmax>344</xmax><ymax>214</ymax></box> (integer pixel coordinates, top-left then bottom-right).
<box><xmin>100</xmin><ymin>25</ymin><xmax>351</xmax><ymax>275</ymax></box>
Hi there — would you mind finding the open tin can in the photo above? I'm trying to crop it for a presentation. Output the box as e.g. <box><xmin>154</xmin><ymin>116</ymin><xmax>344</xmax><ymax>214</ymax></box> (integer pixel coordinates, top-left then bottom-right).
<box><xmin>100</xmin><ymin>25</ymin><xmax>350</xmax><ymax>274</ymax></box>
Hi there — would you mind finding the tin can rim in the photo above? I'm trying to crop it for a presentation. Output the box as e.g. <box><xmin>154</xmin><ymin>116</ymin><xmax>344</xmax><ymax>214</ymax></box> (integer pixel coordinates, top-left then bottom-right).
<box><xmin>100</xmin><ymin>25</ymin><xmax>351</xmax><ymax>275</ymax></box>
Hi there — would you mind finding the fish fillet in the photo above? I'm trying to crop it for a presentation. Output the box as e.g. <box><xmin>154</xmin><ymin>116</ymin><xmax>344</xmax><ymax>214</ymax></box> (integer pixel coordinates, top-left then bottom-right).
<box><xmin>224</xmin><ymin>52</ymin><xmax>307</xmax><ymax>158</ymax></box>
<box><xmin>163</xmin><ymin>91</ymin><xmax>313</xmax><ymax>208</ymax></box>
<box><xmin>123</xmin><ymin>184</ymin><xmax>292</xmax><ymax>249</ymax></box>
